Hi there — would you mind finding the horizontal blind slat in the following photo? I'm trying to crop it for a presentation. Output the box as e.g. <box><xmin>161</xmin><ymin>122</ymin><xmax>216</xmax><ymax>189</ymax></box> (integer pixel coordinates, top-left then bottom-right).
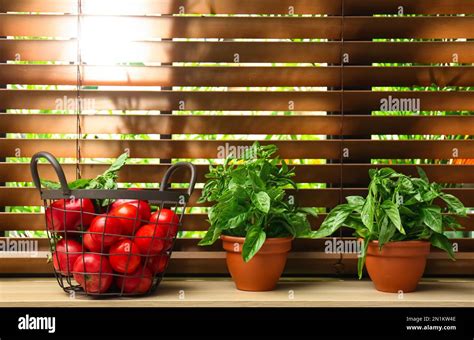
<box><xmin>1</xmin><ymin>0</ymin><xmax>472</xmax><ymax>15</ymax></box>
<box><xmin>1</xmin><ymin>65</ymin><xmax>472</xmax><ymax>87</ymax></box>
<box><xmin>1</xmin><ymin>40</ymin><xmax>473</xmax><ymax>64</ymax></box>
<box><xmin>2</xmin><ymin>163</ymin><xmax>473</xmax><ymax>184</ymax></box>
<box><xmin>1</xmin><ymin>114</ymin><xmax>474</xmax><ymax>135</ymax></box>
<box><xmin>2</xmin><ymin>90</ymin><xmax>473</xmax><ymax>112</ymax></box>
<box><xmin>1</xmin><ymin>15</ymin><xmax>473</xmax><ymax>39</ymax></box>
<box><xmin>1</xmin><ymin>139</ymin><xmax>473</xmax><ymax>159</ymax></box>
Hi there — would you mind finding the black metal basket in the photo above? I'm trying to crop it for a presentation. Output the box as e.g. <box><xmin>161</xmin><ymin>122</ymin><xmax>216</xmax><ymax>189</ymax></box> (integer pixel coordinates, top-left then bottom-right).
<box><xmin>30</xmin><ymin>152</ymin><xmax>196</xmax><ymax>297</ymax></box>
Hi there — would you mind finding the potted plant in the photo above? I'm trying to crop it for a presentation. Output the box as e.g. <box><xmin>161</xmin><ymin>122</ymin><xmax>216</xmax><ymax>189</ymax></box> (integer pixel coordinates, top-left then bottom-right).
<box><xmin>314</xmin><ymin>167</ymin><xmax>467</xmax><ymax>293</ymax></box>
<box><xmin>198</xmin><ymin>142</ymin><xmax>317</xmax><ymax>291</ymax></box>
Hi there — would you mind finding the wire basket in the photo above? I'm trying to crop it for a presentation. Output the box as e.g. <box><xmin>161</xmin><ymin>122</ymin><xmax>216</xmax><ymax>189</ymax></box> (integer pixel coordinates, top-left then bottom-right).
<box><xmin>30</xmin><ymin>152</ymin><xmax>197</xmax><ymax>297</ymax></box>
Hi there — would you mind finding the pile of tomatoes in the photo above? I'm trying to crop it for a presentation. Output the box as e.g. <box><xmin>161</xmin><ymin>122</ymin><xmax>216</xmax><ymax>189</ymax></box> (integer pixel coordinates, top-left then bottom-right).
<box><xmin>48</xmin><ymin>194</ymin><xmax>179</xmax><ymax>294</ymax></box>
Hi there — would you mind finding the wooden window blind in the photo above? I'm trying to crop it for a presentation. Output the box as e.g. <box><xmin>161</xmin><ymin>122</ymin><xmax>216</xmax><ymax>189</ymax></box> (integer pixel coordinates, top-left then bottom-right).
<box><xmin>0</xmin><ymin>0</ymin><xmax>472</xmax><ymax>275</ymax></box>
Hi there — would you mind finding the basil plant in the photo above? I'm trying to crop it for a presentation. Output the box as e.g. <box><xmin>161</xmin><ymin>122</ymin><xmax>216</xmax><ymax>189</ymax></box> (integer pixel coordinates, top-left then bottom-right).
<box><xmin>198</xmin><ymin>142</ymin><xmax>317</xmax><ymax>262</ymax></box>
<box><xmin>314</xmin><ymin>167</ymin><xmax>467</xmax><ymax>278</ymax></box>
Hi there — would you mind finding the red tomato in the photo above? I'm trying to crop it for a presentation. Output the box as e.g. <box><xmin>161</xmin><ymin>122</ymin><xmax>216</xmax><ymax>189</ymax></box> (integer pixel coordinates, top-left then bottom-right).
<box><xmin>46</xmin><ymin>198</ymin><xmax>95</xmax><ymax>233</ymax></box>
<box><xmin>109</xmin><ymin>239</ymin><xmax>141</xmax><ymax>274</ymax></box>
<box><xmin>109</xmin><ymin>203</ymin><xmax>142</xmax><ymax>235</ymax></box>
<box><xmin>149</xmin><ymin>208</ymin><xmax>180</xmax><ymax>238</ymax></box>
<box><xmin>145</xmin><ymin>254</ymin><xmax>169</xmax><ymax>274</ymax></box>
<box><xmin>134</xmin><ymin>268</ymin><xmax>154</xmax><ymax>294</ymax></box>
<box><xmin>89</xmin><ymin>215</ymin><xmax>122</xmax><ymax>249</ymax></box>
<box><xmin>127</xmin><ymin>188</ymin><xmax>142</xmax><ymax>192</ymax></box>
<box><xmin>72</xmin><ymin>254</ymin><xmax>113</xmax><ymax>294</ymax></box>
<box><xmin>83</xmin><ymin>231</ymin><xmax>103</xmax><ymax>253</ymax></box>
<box><xmin>116</xmin><ymin>267</ymin><xmax>153</xmax><ymax>294</ymax></box>
<box><xmin>52</xmin><ymin>238</ymin><xmax>83</xmax><ymax>276</ymax></box>
<box><xmin>110</xmin><ymin>189</ymin><xmax>151</xmax><ymax>222</ymax></box>
<box><xmin>134</xmin><ymin>224</ymin><xmax>172</xmax><ymax>255</ymax></box>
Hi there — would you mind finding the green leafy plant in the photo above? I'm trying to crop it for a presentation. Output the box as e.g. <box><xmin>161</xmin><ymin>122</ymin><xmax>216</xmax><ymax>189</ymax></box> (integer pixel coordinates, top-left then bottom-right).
<box><xmin>313</xmin><ymin>167</ymin><xmax>467</xmax><ymax>278</ymax></box>
<box><xmin>198</xmin><ymin>142</ymin><xmax>317</xmax><ymax>262</ymax></box>
<box><xmin>41</xmin><ymin>152</ymin><xmax>129</xmax><ymax>206</ymax></box>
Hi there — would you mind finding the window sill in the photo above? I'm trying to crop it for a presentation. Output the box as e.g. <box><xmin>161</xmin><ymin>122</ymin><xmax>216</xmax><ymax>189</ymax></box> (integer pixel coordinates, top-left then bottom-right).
<box><xmin>0</xmin><ymin>277</ymin><xmax>472</xmax><ymax>307</ymax></box>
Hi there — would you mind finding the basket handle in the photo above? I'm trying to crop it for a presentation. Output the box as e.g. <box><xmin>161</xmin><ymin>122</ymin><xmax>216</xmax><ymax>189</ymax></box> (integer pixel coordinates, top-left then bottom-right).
<box><xmin>30</xmin><ymin>151</ymin><xmax>71</xmax><ymax>196</ymax></box>
<box><xmin>160</xmin><ymin>162</ymin><xmax>197</xmax><ymax>197</ymax></box>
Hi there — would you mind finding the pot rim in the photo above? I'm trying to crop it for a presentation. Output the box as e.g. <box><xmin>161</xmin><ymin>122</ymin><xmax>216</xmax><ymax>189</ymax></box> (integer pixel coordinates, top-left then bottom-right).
<box><xmin>221</xmin><ymin>235</ymin><xmax>293</xmax><ymax>244</ymax></box>
<box><xmin>367</xmin><ymin>239</ymin><xmax>431</xmax><ymax>248</ymax></box>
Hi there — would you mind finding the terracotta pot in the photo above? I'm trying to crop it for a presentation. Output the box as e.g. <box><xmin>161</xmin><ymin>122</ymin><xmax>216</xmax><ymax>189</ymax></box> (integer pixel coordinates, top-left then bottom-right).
<box><xmin>221</xmin><ymin>235</ymin><xmax>292</xmax><ymax>291</ymax></box>
<box><xmin>365</xmin><ymin>240</ymin><xmax>431</xmax><ymax>293</ymax></box>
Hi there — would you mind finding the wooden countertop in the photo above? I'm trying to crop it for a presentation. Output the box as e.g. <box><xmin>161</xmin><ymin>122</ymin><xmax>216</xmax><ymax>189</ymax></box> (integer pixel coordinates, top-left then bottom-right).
<box><xmin>0</xmin><ymin>277</ymin><xmax>472</xmax><ymax>307</ymax></box>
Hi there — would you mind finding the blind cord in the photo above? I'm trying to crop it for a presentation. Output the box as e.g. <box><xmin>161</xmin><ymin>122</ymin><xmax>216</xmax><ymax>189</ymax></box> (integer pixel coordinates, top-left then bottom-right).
<box><xmin>75</xmin><ymin>0</ymin><xmax>83</xmax><ymax>180</ymax></box>
<box><xmin>335</xmin><ymin>0</ymin><xmax>346</xmax><ymax>275</ymax></box>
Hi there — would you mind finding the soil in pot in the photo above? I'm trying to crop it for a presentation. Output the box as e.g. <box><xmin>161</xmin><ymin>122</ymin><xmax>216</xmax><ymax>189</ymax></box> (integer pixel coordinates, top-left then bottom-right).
<box><xmin>365</xmin><ymin>240</ymin><xmax>431</xmax><ymax>293</ymax></box>
<box><xmin>221</xmin><ymin>235</ymin><xmax>292</xmax><ymax>291</ymax></box>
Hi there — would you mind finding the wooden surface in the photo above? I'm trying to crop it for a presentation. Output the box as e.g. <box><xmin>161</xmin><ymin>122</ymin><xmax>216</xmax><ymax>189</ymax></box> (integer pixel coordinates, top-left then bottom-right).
<box><xmin>2</xmin><ymin>90</ymin><xmax>473</xmax><ymax>111</ymax></box>
<box><xmin>2</xmin><ymin>15</ymin><xmax>473</xmax><ymax>39</ymax></box>
<box><xmin>0</xmin><ymin>277</ymin><xmax>472</xmax><ymax>307</ymax></box>
<box><xmin>2</xmin><ymin>41</ymin><xmax>474</xmax><ymax>64</ymax></box>
<box><xmin>1</xmin><ymin>65</ymin><xmax>473</xmax><ymax>87</ymax></box>
<box><xmin>1</xmin><ymin>0</ymin><xmax>473</xmax><ymax>15</ymax></box>
<box><xmin>2</xmin><ymin>114</ymin><xmax>474</xmax><ymax>135</ymax></box>
<box><xmin>1</xmin><ymin>139</ymin><xmax>474</xmax><ymax>161</ymax></box>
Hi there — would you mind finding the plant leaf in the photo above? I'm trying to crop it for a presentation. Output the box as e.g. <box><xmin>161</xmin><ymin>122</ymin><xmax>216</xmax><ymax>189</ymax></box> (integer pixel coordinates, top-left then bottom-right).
<box><xmin>361</xmin><ymin>194</ymin><xmax>374</xmax><ymax>232</ymax></box>
<box><xmin>288</xmin><ymin>212</ymin><xmax>312</xmax><ymax>238</ymax></box>
<box><xmin>40</xmin><ymin>179</ymin><xmax>61</xmax><ymax>190</ymax></box>
<box><xmin>378</xmin><ymin>167</ymin><xmax>396</xmax><ymax>178</ymax></box>
<box><xmin>242</xmin><ymin>226</ymin><xmax>266</xmax><ymax>262</ymax></box>
<box><xmin>430</xmin><ymin>233</ymin><xmax>455</xmax><ymax>260</ymax></box>
<box><xmin>346</xmin><ymin>195</ymin><xmax>365</xmax><ymax>207</ymax></box>
<box><xmin>421</xmin><ymin>206</ymin><xmax>442</xmax><ymax>233</ymax></box>
<box><xmin>442</xmin><ymin>215</ymin><xmax>464</xmax><ymax>231</ymax></box>
<box><xmin>440</xmin><ymin>193</ymin><xmax>467</xmax><ymax>216</ymax></box>
<box><xmin>398</xmin><ymin>176</ymin><xmax>414</xmax><ymax>193</ymax></box>
<box><xmin>381</xmin><ymin>200</ymin><xmax>405</xmax><ymax>235</ymax></box>
<box><xmin>298</xmin><ymin>207</ymin><xmax>318</xmax><ymax>217</ymax></box>
<box><xmin>399</xmin><ymin>205</ymin><xmax>417</xmax><ymax>217</ymax></box>
<box><xmin>227</xmin><ymin>212</ymin><xmax>250</xmax><ymax>229</ymax></box>
<box><xmin>416</xmin><ymin>166</ymin><xmax>429</xmax><ymax>183</ymax></box>
<box><xmin>105</xmin><ymin>152</ymin><xmax>128</xmax><ymax>174</ymax></box>
<box><xmin>68</xmin><ymin>178</ymin><xmax>91</xmax><ymax>189</ymax></box>
<box><xmin>368</xmin><ymin>168</ymin><xmax>377</xmax><ymax>179</ymax></box>
<box><xmin>313</xmin><ymin>204</ymin><xmax>353</xmax><ymax>238</ymax></box>
<box><xmin>404</xmin><ymin>193</ymin><xmax>422</xmax><ymax>205</ymax></box>
<box><xmin>248</xmin><ymin>171</ymin><xmax>265</xmax><ymax>189</ymax></box>
<box><xmin>357</xmin><ymin>239</ymin><xmax>369</xmax><ymax>279</ymax></box>
<box><xmin>252</xmin><ymin>191</ymin><xmax>271</xmax><ymax>214</ymax></box>
<box><xmin>41</xmin><ymin>178</ymin><xmax>91</xmax><ymax>190</ymax></box>
<box><xmin>198</xmin><ymin>224</ymin><xmax>222</xmax><ymax>246</ymax></box>
<box><xmin>378</xmin><ymin>216</ymin><xmax>396</xmax><ymax>248</ymax></box>
<box><xmin>421</xmin><ymin>190</ymin><xmax>438</xmax><ymax>202</ymax></box>
<box><xmin>343</xmin><ymin>215</ymin><xmax>365</xmax><ymax>230</ymax></box>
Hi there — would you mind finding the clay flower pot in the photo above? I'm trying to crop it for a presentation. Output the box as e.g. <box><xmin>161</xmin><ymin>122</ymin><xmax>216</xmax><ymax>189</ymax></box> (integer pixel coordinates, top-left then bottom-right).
<box><xmin>221</xmin><ymin>235</ymin><xmax>292</xmax><ymax>291</ymax></box>
<box><xmin>365</xmin><ymin>240</ymin><xmax>431</xmax><ymax>293</ymax></box>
